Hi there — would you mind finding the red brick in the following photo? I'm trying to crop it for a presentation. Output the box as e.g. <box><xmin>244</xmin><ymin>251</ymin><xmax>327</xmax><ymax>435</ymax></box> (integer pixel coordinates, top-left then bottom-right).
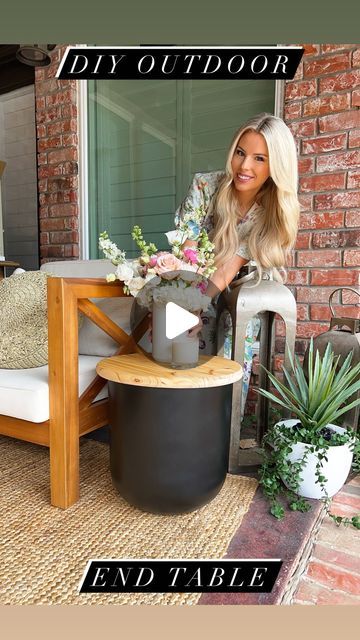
<box><xmin>343</xmin><ymin>289</ymin><xmax>360</xmax><ymax>303</ymax></box>
<box><xmin>36</xmin><ymin>96</ymin><xmax>45</xmax><ymax>110</ymax></box>
<box><xmin>353</xmin><ymin>49</ymin><xmax>360</xmax><ymax>67</ymax></box>
<box><xmin>310</xmin><ymin>304</ymin><xmax>331</xmax><ymax>321</ymax></box>
<box><xmin>294</xmin><ymin>579</ymin><xmax>360</xmax><ymax>605</ymax></box>
<box><xmin>296</xmin><ymin>287</ymin><xmax>340</xmax><ymax>303</ymax></box>
<box><xmin>293</xmin><ymin>61</ymin><xmax>303</xmax><ymax>81</ymax></box>
<box><xmin>311</xmin><ymin>269</ymin><xmax>359</xmax><ymax>285</ymax></box>
<box><xmin>317</xmin><ymin>519</ymin><xmax>360</xmax><ymax>555</ymax></box>
<box><xmin>319</xmin><ymin>110</ymin><xmax>360</xmax><ymax>133</ymax></box>
<box><xmin>48</xmin><ymin>176</ymin><xmax>78</xmax><ymax>191</ymax></box>
<box><xmin>38</xmin><ymin>179</ymin><xmax>47</xmax><ymax>193</ymax></box>
<box><xmin>62</xmin><ymin>104</ymin><xmax>78</xmax><ymax>118</ymax></box>
<box><xmin>297</xmin><ymin>249</ymin><xmax>341</xmax><ymax>267</ymax></box>
<box><xmin>332</xmin><ymin>305</ymin><xmax>360</xmax><ymax>319</ymax></box>
<box><xmin>295</xmin><ymin>232</ymin><xmax>311</xmax><ymax>249</ymax></box>
<box><xmin>299</xmin><ymin>195</ymin><xmax>313</xmax><ymax>211</ymax></box>
<box><xmin>35</xmin><ymin>67</ymin><xmax>45</xmax><ymax>81</ymax></box>
<box><xmin>62</xmin><ymin>133</ymin><xmax>78</xmax><ymax>147</ymax></box>
<box><xmin>344</xmin><ymin>250</ymin><xmax>360</xmax><ymax>266</ymax></box>
<box><xmin>49</xmin><ymin>203</ymin><xmax>78</xmax><ymax>218</ymax></box>
<box><xmin>315</xmin><ymin>192</ymin><xmax>360</xmax><ymax>210</ymax></box>
<box><xmin>348</xmin><ymin>171</ymin><xmax>360</xmax><ymax>189</ymax></box>
<box><xmin>48</xmin><ymin>148</ymin><xmax>78</xmax><ymax>164</ymax></box>
<box><xmin>302</xmin><ymin>133</ymin><xmax>347</xmax><ymax>155</ymax></box>
<box><xmin>304</xmin><ymin>53</ymin><xmax>350</xmax><ymax>78</ymax></box>
<box><xmin>317</xmin><ymin>150</ymin><xmax>360</xmax><ymax>173</ymax></box>
<box><xmin>328</xmin><ymin>502</ymin><xmax>360</xmax><ymax>518</ymax></box>
<box><xmin>303</xmin><ymin>44</ymin><xmax>320</xmax><ymax>56</ymax></box>
<box><xmin>39</xmin><ymin>232</ymin><xmax>49</xmax><ymax>245</ymax></box>
<box><xmin>321</xmin><ymin>44</ymin><xmax>356</xmax><ymax>53</ymax></box>
<box><xmin>45</xmin><ymin>89</ymin><xmax>77</xmax><ymax>107</ymax></box>
<box><xmin>306</xmin><ymin>561</ymin><xmax>360</xmax><ymax>595</ymax></box>
<box><xmin>352</xmin><ymin>90</ymin><xmax>360</xmax><ymax>107</ymax></box>
<box><xmin>38</xmin><ymin>136</ymin><xmax>62</xmax><ymax>152</ymax></box>
<box><xmin>345</xmin><ymin>211</ymin><xmax>360</xmax><ymax>227</ymax></box>
<box><xmin>39</xmin><ymin>191</ymin><xmax>78</xmax><ymax>205</ymax></box>
<box><xmin>312</xmin><ymin>542</ymin><xmax>360</xmax><ymax>575</ymax></box>
<box><xmin>50</xmin><ymin>230</ymin><xmax>79</xmax><ymax>244</ymax></box>
<box><xmin>303</xmin><ymin>93</ymin><xmax>350</xmax><ymax>117</ymax></box>
<box><xmin>285</xmin><ymin>80</ymin><xmax>317</xmax><ymax>100</ymax></box>
<box><xmin>36</xmin><ymin>106</ymin><xmax>62</xmax><ymax>124</ymax></box>
<box><xmin>40</xmin><ymin>217</ymin><xmax>79</xmax><ymax>232</ymax></box>
<box><xmin>37</xmin><ymin>152</ymin><xmax>47</xmax><ymax>165</ymax></box>
<box><xmin>38</xmin><ymin>164</ymin><xmax>63</xmax><ymax>179</ymax></box>
<box><xmin>47</xmin><ymin>119</ymin><xmax>77</xmax><ymax>136</ymax></box>
<box><xmin>312</xmin><ymin>230</ymin><xmax>360</xmax><ymax>249</ymax></box>
<box><xmin>64</xmin><ymin>244</ymin><xmax>80</xmax><ymax>258</ymax></box>
<box><xmin>296</xmin><ymin>304</ymin><xmax>309</xmax><ymax>321</ymax></box>
<box><xmin>285</xmin><ymin>269</ymin><xmax>308</xmax><ymax>285</ymax></box>
<box><xmin>319</xmin><ymin>69</ymin><xmax>360</xmax><ymax>93</ymax></box>
<box><xmin>300</xmin><ymin>173</ymin><xmax>346</xmax><ymax>193</ymax></box>
<box><xmin>39</xmin><ymin>206</ymin><xmax>48</xmax><ymax>219</ymax></box>
<box><xmin>36</xmin><ymin>124</ymin><xmax>46</xmax><ymax>138</ymax></box>
<box><xmin>295</xmin><ymin>322</ymin><xmax>329</xmax><ymax>338</ymax></box>
<box><xmin>299</xmin><ymin>212</ymin><xmax>344</xmax><ymax>229</ymax></box>
<box><xmin>36</xmin><ymin>78</ymin><xmax>60</xmax><ymax>96</ymax></box>
<box><xmin>288</xmin><ymin>118</ymin><xmax>317</xmax><ymax>138</ymax></box>
<box><xmin>40</xmin><ymin>244</ymin><xmax>65</xmax><ymax>258</ymax></box>
<box><xmin>284</xmin><ymin>102</ymin><xmax>302</xmax><ymax>120</ymax></box>
<box><xmin>298</xmin><ymin>157</ymin><xmax>315</xmax><ymax>174</ymax></box>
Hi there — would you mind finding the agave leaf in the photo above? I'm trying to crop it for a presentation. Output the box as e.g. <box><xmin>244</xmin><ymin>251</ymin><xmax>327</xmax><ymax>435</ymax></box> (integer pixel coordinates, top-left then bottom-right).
<box><xmin>281</xmin><ymin>367</ymin><xmax>307</xmax><ymax>411</ymax></box>
<box><xmin>316</xmin><ymin>398</ymin><xmax>360</xmax><ymax>431</ymax></box>
<box><xmin>256</xmin><ymin>388</ymin><xmax>305</xmax><ymax>421</ymax></box>
<box><xmin>293</xmin><ymin>355</ymin><xmax>309</xmax><ymax>406</ymax></box>
<box><xmin>259</xmin><ymin>372</ymin><xmax>304</xmax><ymax>414</ymax></box>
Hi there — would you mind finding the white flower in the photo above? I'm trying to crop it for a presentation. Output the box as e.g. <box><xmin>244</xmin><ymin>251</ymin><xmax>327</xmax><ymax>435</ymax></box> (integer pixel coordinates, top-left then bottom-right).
<box><xmin>115</xmin><ymin>262</ymin><xmax>134</xmax><ymax>282</ymax></box>
<box><xmin>127</xmin><ymin>276</ymin><xmax>146</xmax><ymax>296</ymax></box>
<box><xmin>106</xmin><ymin>273</ymin><xmax>116</xmax><ymax>282</ymax></box>
<box><xmin>165</xmin><ymin>229</ymin><xmax>186</xmax><ymax>245</ymax></box>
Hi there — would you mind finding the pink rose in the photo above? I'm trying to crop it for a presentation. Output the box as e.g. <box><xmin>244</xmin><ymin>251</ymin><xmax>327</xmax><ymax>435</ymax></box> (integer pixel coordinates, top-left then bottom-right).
<box><xmin>149</xmin><ymin>255</ymin><xmax>158</xmax><ymax>267</ymax></box>
<box><xmin>183</xmin><ymin>248</ymin><xmax>199</xmax><ymax>264</ymax></box>
<box><xmin>154</xmin><ymin>252</ymin><xmax>183</xmax><ymax>276</ymax></box>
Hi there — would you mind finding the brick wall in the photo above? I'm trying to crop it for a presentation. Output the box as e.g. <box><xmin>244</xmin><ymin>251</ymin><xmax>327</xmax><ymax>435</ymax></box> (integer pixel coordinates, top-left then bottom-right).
<box><xmin>247</xmin><ymin>43</ymin><xmax>360</xmax><ymax>417</ymax></box>
<box><xmin>282</xmin><ymin>44</ymin><xmax>360</xmax><ymax>354</ymax></box>
<box><xmin>35</xmin><ymin>45</ymin><xmax>79</xmax><ymax>263</ymax></box>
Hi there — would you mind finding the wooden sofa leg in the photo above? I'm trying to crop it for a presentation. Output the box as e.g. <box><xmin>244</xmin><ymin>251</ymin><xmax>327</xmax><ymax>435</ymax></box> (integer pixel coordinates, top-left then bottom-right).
<box><xmin>49</xmin><ymin>417</ymin><xmax>79</xmax><ymax>509</ymax></box>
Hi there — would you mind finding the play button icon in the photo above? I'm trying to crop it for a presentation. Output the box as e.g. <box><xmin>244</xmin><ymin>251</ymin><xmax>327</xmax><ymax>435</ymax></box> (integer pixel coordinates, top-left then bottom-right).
<box><xmin>165</xmin><ymin>302</ymin><xmax>199</xmax><ymax>339</ymax></box>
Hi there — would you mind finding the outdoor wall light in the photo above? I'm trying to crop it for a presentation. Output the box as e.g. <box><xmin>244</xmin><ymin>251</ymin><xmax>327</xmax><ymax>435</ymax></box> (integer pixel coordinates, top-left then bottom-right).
<box><xmin>16</xmin><ymin>44</ymin><xmax>56</xmax><ymax>67</ymax></box>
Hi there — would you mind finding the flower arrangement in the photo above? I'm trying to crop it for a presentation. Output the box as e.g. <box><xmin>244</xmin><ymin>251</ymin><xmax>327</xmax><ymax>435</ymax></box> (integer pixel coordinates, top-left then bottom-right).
<box><xmin>98</xmin><ymin>216</ymin><xmax>216</xmax><ymax>312</ymax></box>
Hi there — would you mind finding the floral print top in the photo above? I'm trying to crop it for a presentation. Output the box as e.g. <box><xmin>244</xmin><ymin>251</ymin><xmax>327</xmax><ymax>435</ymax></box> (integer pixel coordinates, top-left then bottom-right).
<box><xmin>174</xmin><ymin>171</ymin><xmax>264</xmax><ymax>261</ymax></box>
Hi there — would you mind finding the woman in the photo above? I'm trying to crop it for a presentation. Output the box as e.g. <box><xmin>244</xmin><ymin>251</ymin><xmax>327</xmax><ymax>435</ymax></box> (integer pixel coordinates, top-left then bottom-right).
<box><xmin>174</xmin><ymin>112</ymin><xmax>300</xmax><ymax>415</ymax></box>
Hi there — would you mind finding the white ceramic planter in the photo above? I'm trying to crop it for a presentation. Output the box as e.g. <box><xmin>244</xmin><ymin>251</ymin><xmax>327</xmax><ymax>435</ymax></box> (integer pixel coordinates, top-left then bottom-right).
<box><xmin>151</xmin><ymin>301</ymin><xmax>172</xmax><ymax>364</ymax></box>
<box><xmin>276</xmin><ymin>419</ymin><xmax>354</xmax><ymax>499</ymax></box>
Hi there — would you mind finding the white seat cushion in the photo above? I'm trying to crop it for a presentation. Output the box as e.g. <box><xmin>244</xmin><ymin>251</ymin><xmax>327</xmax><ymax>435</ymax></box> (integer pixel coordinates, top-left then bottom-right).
<box><xmin>0</xmin><ymin>356</ymin><xmax>108</xmax><ymax>423</ymax></box>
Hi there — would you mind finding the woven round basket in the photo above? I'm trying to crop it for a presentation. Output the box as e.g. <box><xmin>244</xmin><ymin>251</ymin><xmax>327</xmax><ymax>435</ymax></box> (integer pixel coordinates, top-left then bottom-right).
<box><xmin>0</xmin><ymin>271</ymin><xmax>49</xmax><ymax>369</ymax></box>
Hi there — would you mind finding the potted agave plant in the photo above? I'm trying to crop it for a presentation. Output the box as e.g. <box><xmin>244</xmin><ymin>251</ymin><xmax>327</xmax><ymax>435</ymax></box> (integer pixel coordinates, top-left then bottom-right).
<box><xmin>258</xmin><ymin>339</ymin><xmax>360</xmax><ymax>529</ymax></box>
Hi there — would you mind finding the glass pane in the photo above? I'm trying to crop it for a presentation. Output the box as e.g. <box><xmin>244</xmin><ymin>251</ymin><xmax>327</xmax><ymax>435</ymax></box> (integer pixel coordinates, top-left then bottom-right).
<box><xmin>88</xmin><ymin>79</ymin><xmax>275</xmax><ymax>257</ymax></box>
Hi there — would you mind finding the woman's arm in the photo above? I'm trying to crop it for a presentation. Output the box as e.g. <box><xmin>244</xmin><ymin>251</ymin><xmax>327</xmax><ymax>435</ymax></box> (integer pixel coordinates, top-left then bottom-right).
<box><xmin>188</xmin><ymin>254</ymin><xmax>248</xmax><ymax>337</ymax></box>
<box><xmin>206</xmin><ymin>254</ymin><xmax>249</xmax><ymax>298</ymax></box>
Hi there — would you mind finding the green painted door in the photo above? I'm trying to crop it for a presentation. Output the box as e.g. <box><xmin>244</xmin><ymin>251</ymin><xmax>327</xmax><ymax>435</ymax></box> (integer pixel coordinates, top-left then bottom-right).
<box><xmin>88</xmin><ymin>78</ymin><xmax>275</xmax><ymax>257</ymax></box>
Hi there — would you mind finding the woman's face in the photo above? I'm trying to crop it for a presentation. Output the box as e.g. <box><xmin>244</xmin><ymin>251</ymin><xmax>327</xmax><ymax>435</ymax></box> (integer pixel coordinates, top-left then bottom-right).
<box><xmin>231</xmin><ymin>130</ymin><xmax>270</xmax><ymax>199</ymax></box>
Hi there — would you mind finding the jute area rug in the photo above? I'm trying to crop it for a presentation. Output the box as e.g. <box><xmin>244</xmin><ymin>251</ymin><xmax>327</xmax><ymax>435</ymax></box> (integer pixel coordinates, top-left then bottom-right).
<box><xmin>0</xmin><ymin>435</ymin><xmax>257</xmax><ymax>605</ymax></box>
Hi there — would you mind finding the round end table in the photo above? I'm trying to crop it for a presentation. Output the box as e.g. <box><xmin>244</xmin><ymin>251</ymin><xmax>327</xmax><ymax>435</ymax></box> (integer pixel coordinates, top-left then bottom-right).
<box><xmin>97</xmin><ymin>353</ymin><xmax>242</xmax><ymax>515</ymax></box>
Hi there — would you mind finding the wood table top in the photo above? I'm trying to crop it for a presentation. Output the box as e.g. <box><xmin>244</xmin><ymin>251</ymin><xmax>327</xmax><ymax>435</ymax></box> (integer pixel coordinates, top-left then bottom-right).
<box><xmin>96</xmin><ymin>352</ymin><xmax>242</xmax><ymax>389</ymax></box>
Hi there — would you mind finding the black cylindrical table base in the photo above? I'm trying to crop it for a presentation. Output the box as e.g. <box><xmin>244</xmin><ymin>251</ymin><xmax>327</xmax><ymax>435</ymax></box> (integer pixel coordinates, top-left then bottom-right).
<box><xmin>108</xmin><ymin>382</ymin><xmax>232</xmax><ymax>514</ymax></box>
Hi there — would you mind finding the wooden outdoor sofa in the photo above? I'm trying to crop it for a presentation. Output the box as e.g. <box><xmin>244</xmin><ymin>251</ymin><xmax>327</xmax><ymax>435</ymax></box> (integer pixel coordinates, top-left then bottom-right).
<box><xmin>0</xmin><ymin>260</ymin><xmax>148</xmax><ymax>509</ymax></box>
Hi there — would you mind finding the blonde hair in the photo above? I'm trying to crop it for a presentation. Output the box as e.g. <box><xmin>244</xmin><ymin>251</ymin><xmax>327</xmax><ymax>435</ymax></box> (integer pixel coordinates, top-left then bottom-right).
<box><xmin>211</xmin><ymin>113</ymin><xmax>300</xmax><ymax>284</ymax></box>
